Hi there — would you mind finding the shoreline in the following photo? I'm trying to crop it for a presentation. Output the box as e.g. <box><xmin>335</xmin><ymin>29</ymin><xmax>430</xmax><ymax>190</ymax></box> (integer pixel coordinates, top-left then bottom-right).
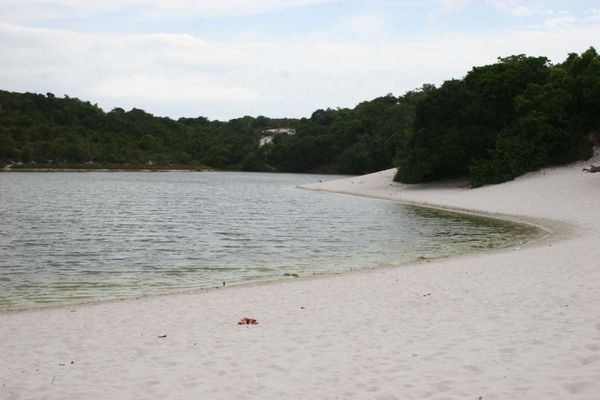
<box><xmin>301</xmin><ymin>187</ymin><xmax>564</xmax><ymax>240</ymax></box>
<box><xmin>2</xmin><ymin>155</ymin><xmax>600</xmax><ymax>399</ymax></box>
<box><xmin>1</xmin><ymin>168</ymin><xmax>214</xmax><ymax>173</ymax></box>
<box><xmin>1</xmin><ymin>163</ymin><xmax>214</xmax><ymax>172</ymax></box>
<box><xmin>0</xmin><ymin>193</ymin><xmax>549</xmax><ymax>316</ymax></box>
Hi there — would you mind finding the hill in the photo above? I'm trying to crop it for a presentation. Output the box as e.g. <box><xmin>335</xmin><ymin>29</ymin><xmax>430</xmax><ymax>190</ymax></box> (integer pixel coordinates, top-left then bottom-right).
<box><xmin>1</xmin><ymin>47</ymin><xmax>598</xmax><ymax>185</ymax></box>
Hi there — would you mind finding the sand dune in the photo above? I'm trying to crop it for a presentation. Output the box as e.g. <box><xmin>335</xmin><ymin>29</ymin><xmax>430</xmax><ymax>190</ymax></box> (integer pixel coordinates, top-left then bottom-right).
<box><xmin>2</xmin><ymin>155</ymin><xmax>600</xmax><ymax>399</ymax></box>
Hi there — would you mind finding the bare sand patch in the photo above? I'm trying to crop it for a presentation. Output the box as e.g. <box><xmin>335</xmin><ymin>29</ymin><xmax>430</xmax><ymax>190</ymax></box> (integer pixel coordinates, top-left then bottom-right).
<box><xmin>2</xmin><ymin>154</ymin><xmax>600</xmax><ymax>399</ymax></box>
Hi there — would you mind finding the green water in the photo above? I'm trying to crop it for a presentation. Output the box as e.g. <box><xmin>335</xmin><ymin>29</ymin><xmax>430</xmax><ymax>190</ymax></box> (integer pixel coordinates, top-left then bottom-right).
<box><xmin>0</xmin><ymin>171</ymin><xmax>540</xmax><ymax>310</ymax></box>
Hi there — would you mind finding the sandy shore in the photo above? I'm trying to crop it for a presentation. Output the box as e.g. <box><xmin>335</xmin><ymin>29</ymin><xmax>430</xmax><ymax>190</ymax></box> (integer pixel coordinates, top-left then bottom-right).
<box><xmin>2</xmin><ymin>156</ymin><xmax>600</xmax><ymax>399</ymax></box>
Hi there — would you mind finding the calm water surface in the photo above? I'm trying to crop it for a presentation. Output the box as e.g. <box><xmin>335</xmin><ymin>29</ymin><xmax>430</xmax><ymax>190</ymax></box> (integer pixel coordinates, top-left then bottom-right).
<box><xmin>0</xmin><ymin>172</ymin><xmax>537</xmax><ymax>310</ymax></box>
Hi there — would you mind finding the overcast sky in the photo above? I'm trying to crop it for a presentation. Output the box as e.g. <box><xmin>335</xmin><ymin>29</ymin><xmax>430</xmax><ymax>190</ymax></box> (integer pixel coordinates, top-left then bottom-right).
<box><xmin>0</xmin><ymin>0</ymin><xmax>598</xmax><ymax>120</ymax></box>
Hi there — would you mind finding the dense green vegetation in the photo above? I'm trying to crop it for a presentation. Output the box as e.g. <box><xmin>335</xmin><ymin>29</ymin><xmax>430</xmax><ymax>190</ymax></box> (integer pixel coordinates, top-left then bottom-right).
<box><xmin>395</xmin><ymin>47</ymin><xmax>600</xmax><ymax>186</ymax></box>
<box><xmin>0</xmin><ymin>87</ymin><xmax>423</xmax><ymax>174</ymax></box>
<box><xmin>1</xmin><ymin>48</ymin><xmax>598</xmax><ymax>185</ymax></box>
<box><xmin>265</xmin><ymin>88</ymin><xmax>429</xmax><ymax>174</ymax></box>
<box><xmin>0</xmin><ymin>93</ymin><xmax>286</xmax><ymax>171</ymax></box>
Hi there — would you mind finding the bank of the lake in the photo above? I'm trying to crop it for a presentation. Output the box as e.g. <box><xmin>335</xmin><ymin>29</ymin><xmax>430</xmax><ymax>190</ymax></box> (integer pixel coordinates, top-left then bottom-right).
<box><xmin>0</xmin><ymin>171</ymin><xmax>535</xmax><ymax>311</ymax></box>
<box><xmin>2</xmin><ymin>162</ymin><xmax>213</xmax><ymax>172</ymax></box>
<box><xmin>1</xmin><ymin>153</ymin><xmax>600</xmax><ymax>399</ymax></box>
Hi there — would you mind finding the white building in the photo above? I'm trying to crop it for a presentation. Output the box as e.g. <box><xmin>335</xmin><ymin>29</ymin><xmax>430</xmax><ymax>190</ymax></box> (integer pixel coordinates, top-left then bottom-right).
<box><xmin>259</xmin><ymin>128</ymin><xmax>295</xmax><ymax>147</ymax></box>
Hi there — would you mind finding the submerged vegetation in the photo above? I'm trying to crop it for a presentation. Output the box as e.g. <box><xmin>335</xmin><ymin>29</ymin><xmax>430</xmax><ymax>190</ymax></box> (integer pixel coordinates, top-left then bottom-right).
<box><xmin>1</xmin><ymin>48</ymin><xmax>598</xmax><ymax>185</ymax></box>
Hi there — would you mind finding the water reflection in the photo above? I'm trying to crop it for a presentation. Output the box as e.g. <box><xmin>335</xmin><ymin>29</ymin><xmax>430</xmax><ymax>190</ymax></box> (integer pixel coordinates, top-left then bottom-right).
<box><xmin>0</xmin><ymin>172</ymin><xmax>539</xmax><ymax>310</ymax></box>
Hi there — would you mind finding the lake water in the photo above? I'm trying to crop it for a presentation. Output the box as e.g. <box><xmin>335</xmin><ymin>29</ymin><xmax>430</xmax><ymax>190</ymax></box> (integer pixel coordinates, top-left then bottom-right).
<box><xmin>0</xmin><ymin>172</ymin><xmax>537</xmax><ymax>310</ymax></box>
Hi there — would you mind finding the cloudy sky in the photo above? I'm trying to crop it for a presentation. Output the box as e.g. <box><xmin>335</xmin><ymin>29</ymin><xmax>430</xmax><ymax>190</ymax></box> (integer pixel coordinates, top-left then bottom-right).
<box><xmin>0</xmin><ymin>0</ymin><xmax>598</xmax><ymax>120</ymax></box>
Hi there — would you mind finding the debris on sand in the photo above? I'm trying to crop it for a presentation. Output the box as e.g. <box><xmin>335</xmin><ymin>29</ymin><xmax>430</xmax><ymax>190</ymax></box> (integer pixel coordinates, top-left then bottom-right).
<box><xmin>238</xmin><ymin>317</ymin><xmax>259</xmax><ymax>325</ymax></box>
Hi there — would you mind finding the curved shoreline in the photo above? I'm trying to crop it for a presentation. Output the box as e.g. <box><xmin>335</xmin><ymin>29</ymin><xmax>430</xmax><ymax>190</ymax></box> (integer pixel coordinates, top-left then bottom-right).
<box><xmin>1</xmin><ymin>185</ymin><xmax>548</xmax><ymax>315</ymax></box>
<box><xmin>2</xmin><ymin>158</ymin><xmax>600</xmax><ymax>399</ymax></box>
<box><xmin>300</xmin><ymin>185</ymin><xmax>563</xmax><ymax>244</ymax></box>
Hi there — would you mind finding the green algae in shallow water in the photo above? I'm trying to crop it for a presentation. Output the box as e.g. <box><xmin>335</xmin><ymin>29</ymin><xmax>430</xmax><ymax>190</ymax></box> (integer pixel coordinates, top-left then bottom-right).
<box><xmin>404</xmin><ymin>205</ymin><xmax>543</xmax><ymax>253</ymax></box>
<box><xmin>0</xmin><ymin>172</ymin><xmax>543</xmax><ymax>311</ymax></box>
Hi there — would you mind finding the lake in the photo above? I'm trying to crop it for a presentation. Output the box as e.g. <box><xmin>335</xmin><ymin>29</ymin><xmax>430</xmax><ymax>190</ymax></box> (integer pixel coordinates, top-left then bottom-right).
<box><xmin>0</xmin><ymin>171</ymin><xmax>537</xmax><ymax>310</ymax></box>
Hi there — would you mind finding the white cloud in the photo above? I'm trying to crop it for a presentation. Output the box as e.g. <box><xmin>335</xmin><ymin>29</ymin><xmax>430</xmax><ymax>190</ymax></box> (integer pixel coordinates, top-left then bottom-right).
<box><xmin>0</xmin><ymin>0</ymin><xmax>338</xmax><ymax>20</ymax></box>
<box><xmin>519</xmin><ymin>4</ymin><xmax>553</xmax><ymax>16</ymax></box>
<box><xmin>1</xmin><ymin>21</ymin><xmax>599</xmax><ymax>120</ymax></box>
<box><xmin>332</xmin><ymin>13</ymin><xmax>392</xmax><ymax>42</ymax></box>
<box><xmin>544</xmin><ymin>15</ymin><xmax>576</xmax><ymax>28</ymax></box>
<box><xmin>587</xmin><ymin>8</ymin><xmax>600</xmax><ymax>22</ymax></box>
<box><xmin>438</xmin><ymin>0</ymin><xmax>472</xmax><ymax>13</ymax></box>
<box><xmin>487</xmin><ymin>0</ymin><xmax>521</xmax><ymax>12</ymax></box>
<box><xmin>512</xmin><ymin>5</ymin><xmax>533</xmax><ymax>16</ymax></box>
<box><xmin>90</xmin><ymin>75</ymin><xmax>278</xmax><ymax>102</ymax></box>
<box><xmin>487</xmin><ymin>0</ymin><xmax>554</xmax><ymax>17</ymax></box>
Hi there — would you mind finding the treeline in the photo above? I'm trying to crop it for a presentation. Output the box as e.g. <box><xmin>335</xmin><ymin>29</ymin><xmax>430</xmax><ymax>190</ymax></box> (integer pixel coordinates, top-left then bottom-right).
<box><xmin>0</xmin><ymin>47</ymin><xmax>598</xmax><ymax>185</ymax></box>
<box><xmin>0</xmin><ymin>92</ymin><xmax>293</xmax><ymax>171</ymax></box>
<box><xmin>0</xmin><ymin>88</ymin><xmax>423</xmax><ymax>175</ymax></box>
<box><xmin>395</xmin><ymin>47</ymin><xmax>600</xmax><ymax>186</ymax></box>
<box><xmin>264</xmin><ymin>88</ymin><xmax>429</xmax><ymax>174</ymax></box>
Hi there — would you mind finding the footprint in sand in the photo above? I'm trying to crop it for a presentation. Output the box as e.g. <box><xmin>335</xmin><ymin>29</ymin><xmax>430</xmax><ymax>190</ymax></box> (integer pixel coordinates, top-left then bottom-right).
<box><xmin>499</xmin><ymin>347</ymin><xmax>517</xmax><ymax>354</ymax></box>
<box><xmin>577</xmin><ymin>354</ymin><xmax>600</xmax><ymax>365</ymax></box>
<box><xmin>266</xmin><ymin>364</ymin><xmax>286</xmax><ymax>373</ymax></box>
<box><xmin>462</xmin><ymin>365</ymin><xmax>484</xmax><ymax>374</ymax></box>
<box><xmin>563</xmin><ymin>381</ymin><xmax>592</xmax><ymax>394</ymax></box>
<box><xmin>585</xmin><ymin>343</ymin><xmax>599</xmax><ymax>351</ymax></box>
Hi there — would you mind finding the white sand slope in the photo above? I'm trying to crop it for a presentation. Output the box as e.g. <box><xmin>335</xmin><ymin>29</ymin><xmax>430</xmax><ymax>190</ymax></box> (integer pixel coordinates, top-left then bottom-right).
<box><xmin>2</xmin><ymin>156</ymin><xmax>600</xmax><ymax>400</ymax></box>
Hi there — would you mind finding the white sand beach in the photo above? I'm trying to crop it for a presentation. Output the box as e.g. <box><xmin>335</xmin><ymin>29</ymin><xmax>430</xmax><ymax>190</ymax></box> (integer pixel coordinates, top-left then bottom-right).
<box><xmin>2</xmin><ymin>155</ymin><xmax>600</xmax><ymax>400</ymax></box>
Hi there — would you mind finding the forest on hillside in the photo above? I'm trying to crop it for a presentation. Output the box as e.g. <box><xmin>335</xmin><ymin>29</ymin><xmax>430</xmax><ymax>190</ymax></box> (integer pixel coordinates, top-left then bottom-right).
<box><xmin>0</xmin><ymin>47</ymin><xmax>598</xmax><ymax>186</ymax></box>
<box><xmin>395</xmin><ymin>47</ymin><xmax>600</xmax><ymax>186</ymax></box>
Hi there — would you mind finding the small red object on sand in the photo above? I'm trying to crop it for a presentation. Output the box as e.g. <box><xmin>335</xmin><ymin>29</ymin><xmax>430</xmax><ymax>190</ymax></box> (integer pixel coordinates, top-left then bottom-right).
<box><xmin>238</xmin><ymin>317</ymin><xmax>259</xmax><ymax>325</ymax></box>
